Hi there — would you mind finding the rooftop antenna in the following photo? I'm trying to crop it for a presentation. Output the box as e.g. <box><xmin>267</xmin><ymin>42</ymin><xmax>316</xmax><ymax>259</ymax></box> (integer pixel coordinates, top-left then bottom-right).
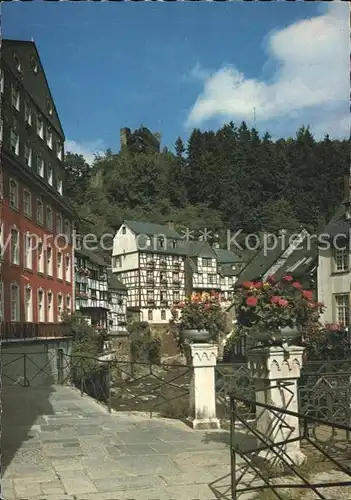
<box><xmin>31</xmin><ymin>37</ymin><xmax>34</xmax><ymax>42</ymax></box>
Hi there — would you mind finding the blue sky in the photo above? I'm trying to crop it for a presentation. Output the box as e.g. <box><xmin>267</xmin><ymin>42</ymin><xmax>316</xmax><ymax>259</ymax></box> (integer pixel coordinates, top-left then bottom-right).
<box><xmin>2</xmin><ymin>1</ymin><xmax>349</xmax><ymax>162</ymax></box>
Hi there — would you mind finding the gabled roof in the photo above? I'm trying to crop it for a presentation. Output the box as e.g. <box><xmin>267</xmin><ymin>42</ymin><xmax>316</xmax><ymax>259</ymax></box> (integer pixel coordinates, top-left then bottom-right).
<box><xmin>76</xmin><ymin>247</ymin><xmax>108</xmax><ymax>267</ymax></box>
<box><xmin>107</xmin><ymin>269</ymin><xmax>127</xmax><ymax>290</ymax></box>
<box><xmin>273</xmin><ymin>239</ymin><xmax>318</xmax><ymax>280</ymax></box>
<box><xmin>213</xmin><ymin>247</ymin><xmax>243</xmax><ymax>264</ymax></box>
<box><xmin>186</xmin><ymin>241</ymin><xmax>217</xmax><ymax>258</ymax></box>
<box><xmin>323</xmin><ymin>204</ymin><xmax>350</xmax><ymax>239</ymax></box>
<box><xmin>123</xmin><ymin>220</ymin><xmax>183</xmax><ymax>240</ymax></box>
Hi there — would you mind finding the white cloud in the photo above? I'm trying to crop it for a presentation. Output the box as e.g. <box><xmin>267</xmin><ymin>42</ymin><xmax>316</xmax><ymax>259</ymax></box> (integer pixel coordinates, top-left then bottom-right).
<box><xmin>65</xmin><ymin>139</ymin><xmax>105</xmax><ymax>165</ymax></box>
<box><xmin>186</xmin><ymin>4</ymin><xmax>349</xmax><ymax>138</ymax></box>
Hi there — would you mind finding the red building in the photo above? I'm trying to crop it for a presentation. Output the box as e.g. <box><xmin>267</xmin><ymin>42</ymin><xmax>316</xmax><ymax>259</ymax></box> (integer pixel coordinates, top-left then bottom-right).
<box><xmin>0</xmin><ymin>39</ymin><xmax>75</xmax><ymax>337</ymax></box>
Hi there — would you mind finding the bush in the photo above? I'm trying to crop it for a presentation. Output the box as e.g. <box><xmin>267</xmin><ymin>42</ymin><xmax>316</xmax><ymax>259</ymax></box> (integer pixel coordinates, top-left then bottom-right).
<box><xmin>128</xmin><ymin>321</ymin><xmax>161</xmax><ymax>364</ymax></box>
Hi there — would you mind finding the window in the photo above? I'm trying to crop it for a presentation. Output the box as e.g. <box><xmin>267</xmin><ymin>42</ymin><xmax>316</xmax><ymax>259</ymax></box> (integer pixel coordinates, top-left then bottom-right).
<box><xmin>37</xmin><ymin>289</ymin><xmax>45</xmax><ymax>322</ymax></box>
<box><xmin>24</xmin><ymin>142</ymin><xmax>32</xmax><ymax>167</ymax></box>
<box><xmin>57</xmin><ymin>252</ymin><xmax>63</xmax><ymax>279</ymax></box>
<box><xmin>47</xmin><ymin>99</ymin><xmax>53</xmax><ymax>116</ymax></box>
<box><xmin>10</xmin><ymin>118</ymin><xmax>19</xmax><ymax>155</ymax></box>
<box><xmin>160</xmin><ymin>271</ymin><xmax>167</xmax><ymax>281</ymax></box>
<box><xmin>11</xmin><ymin>84</ymin><xmax>20</xmax><ymax>111</ymax></box>
<box><xmin>161</xmin><ymin>310</ymin><xmax>166</xmax><ymax>321</ymax></box>
<box><xmin>0</xmin><ymin>119</ymin><xmax>3</xmax><ymax>143</ymax></box>
<box><xmin>9</xmin><ymin>179</ymin><xmax>19</xmax><ymax>209</ymax></box>
<box><xmin>37</xmin><ymin>113</ymin><xmax>44</xmax><ymax>139</ymax></box>
<box><xmin>208</xmin><ymin>274</ymin><xmax>217</xmax><ymax>284</ymax></box>
<box><xmin>57</xmin><ymin>177</ymin><xmax>63</xmax><ymax>195</ymax></box>
<box><xmin>47</xmin><ymin>162</ymin><xmax>53</xmax><ymax>185</ymax></box>
<box><xmin>57</xmin><ymin>294</ymin><xmax>63</xmax><ymax>322</ymax></box>
<box><xmin>56</xmin><ymin>141</ymin><xmax>63</xmax><ymax>160</ymax></box>
<box><xmin>0</xmin><ymin>167</ymin><xmax>2</xmax><ymax>199</ymax></box>
<box><xmin>64</xmin><ymin>220</ymin><xmax>70</xmax><ymax>239</ymax></box>
<box><xmin>31</xmin><ymin>56</ymin><xmax>38</xmax><ymax>74</ymax></box>
<box><xmin>113</xmin><ymin>256</ymin><xmax>121</xmax><ymax>268</ymax></box>
<box><xmin>47</xmin><ymin>291</ymin><xmax>53</xmax><ymax>322</ymax></box>
<box><xmin>10</xmin><ymin>283</ymin><xmax>20</xmax><ymax>322</ymax></box>
<box><xmin>173</xmin><ymin>291</ymin><xmax>180</xmax><ymax>303</ymax></box>
<box><xmin>46</xmin><ymin>127</ymin><xmax>53</xmax><ymax>148</ymax></box>
<box><xmin>37</xmin><ymin>154</ymin><xmax>44</xmax><ymax>177</ymax></box>
<box><xmin>160</xmin><ymin>291</ymin><xmax>167</xmax><ymax>303</ymax></box>
<box><xmin>36</xmin><ymin>197</ymin><xmax>44</xmax><ymax>224</ymax></box>
<box><xmin>37</xmin><ymin>241</ymin><xmax>44</xmax><ymax>273</ymax></box>
<box><xmin>173</xmin><ymin>272</ymin><xmax>179</xmax><ymax>282</ymax></box>
<box><xmin>25</xmin><ymin>100</ymin><xmax>32</xmax><ymax>125</ymax></box>
<box><xmin>147</xmin><ymin>290</ymin><xmax>154</xmax><ymax>303</ymax></box>
<box><xmin>66</xmin><ymin>295</ymin><xmax>71</xmax><ymax>314</ymax></box>
<box><xmin>203</xmin><ymin>258</ymin><xmax>212</xmax><ymax>267</ymax></box>
<box><xmin>172</xmin><ymin>240</ymin><xmax>177</xmax><ymax>249</ymax></box>
<box><xmin>11</xmin><ymin>228</ymin><xmax>20</xmax><ymax>265</ymax></box>
<box><xmin>47</xmin><ymin>246</ymin><xmax>53</xmax><ymax>276</ymax></box>
<box><xmin>23</xmin><ymin>189</ymin><xmax>32</xmax><ymax>217</ymax></box>
<box><xmin>25</xmin><ymin>286</ymin><xmax>33</xmax><ymax>322</ymax></box>
<box><xmin>146</xmin><ymin>270</ymin><xmax>154</xmax><ymax>283</ymax></box>
<box><xmin>24</xmin><ymin>232</ymin><xmax>32</xmax><ymax>270</ymax></box>
<box><xmin>46</xmin><ymin>205</ymin><xmax>53</xmax><ymax>231</ymax></box>
<box><xmin>122</xmin><ymin>226</ymin><xmax>126</xmax><ymax>234</ymax></box>
<box><xmin>158</xmin><ymin>237</ymin><xmax>165</xmax><ymax>248</ymax></box>
<box><xmin>65</xmin><ymin>254</ymin><xmax>71</xmax><ymax>282</ymax></box>
<box><xmin>14</xmin><ymin>53</ymin><xmax>21</xmax><ymax>73</ymax></box>
<box><xmin>56</xmin><ymin>214</ymin><xmax>63</xmax><ymax>234</ymax></box>
<box><xmin>333</xmin><ymin>245</ymin><xmax>349</xmax><ymax>272</ymax></box>
<box><xmin>148</xmin><ymin>309</ymin><xmax>153</xmax><ymax>321</ymax></box>
<box><xmin>335</xmin><ymin>294</ymin><xmax>349</xmax><ymax>327</ymax></box>
<box><xmin>0</xmin><ymin>69</ymin><xmax>3</xmax><ymax>94</ymax></box>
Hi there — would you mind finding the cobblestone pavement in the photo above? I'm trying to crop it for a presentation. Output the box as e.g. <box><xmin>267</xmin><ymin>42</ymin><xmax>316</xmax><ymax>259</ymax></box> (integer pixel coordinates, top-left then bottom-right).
<box><xmin>1</xmin><ymin>385</ymin><xmax>244</xmax><ymax>500</ymax></box>
<box><xmin>2</xmin><ymin>385</ymin><xmax>350</xmax><ymax>499</ymax></box>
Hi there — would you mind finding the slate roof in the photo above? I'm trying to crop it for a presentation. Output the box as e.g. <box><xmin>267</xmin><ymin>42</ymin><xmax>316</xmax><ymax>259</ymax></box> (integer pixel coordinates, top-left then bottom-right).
<box><xmin>273</xmin><ymin>239</ymin><xmax>318</xmax><ymax>280</ymax></box>
<box><xmin>76</xmin><ymin>247</ymin><xmax>108</xmax><ymax>267</ymax></box>
<box><xmin>323</xmin><ymin>205</ymin><xmax>350</xmax><ymax>239</ymax></box>
<box><xmin>124</xmin><ymin>220</ymin><xmax>183</xmax><ymax>240</ymax></box>
<box><xmin>107</xmin><ymin>269</ymin><xmax>127</xmax><ymax>290</ymax></box>
<box><xmin>213</xmin><ymin>248</ymin><xmax>243</xmax><ymax>264</ymax></box>
<box><xmin>186</xmin><ymin>241</ymin><xmax>217</xmax><ymax>258</ymax></box>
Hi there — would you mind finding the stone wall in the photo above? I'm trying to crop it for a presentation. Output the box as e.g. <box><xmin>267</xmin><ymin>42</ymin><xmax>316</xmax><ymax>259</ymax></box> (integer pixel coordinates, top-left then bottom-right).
<box><xmin>1</xmin><ymin>337</ymin><xmax>72</xmax><ymax>387</ymax></box>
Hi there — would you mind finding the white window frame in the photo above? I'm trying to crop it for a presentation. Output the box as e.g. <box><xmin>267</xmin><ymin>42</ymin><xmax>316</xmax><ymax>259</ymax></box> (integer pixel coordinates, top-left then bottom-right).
<box><xmin>46</xmin><ymin>245</ymin><xmax>53</xmax><ymax>276</ymax></box>
<box><xmin>208</xmin><ymin>273</ymin><xmax>217</xmax><ymax>284</ymax></box>
<box><xmin>57</xmin><ymin>251</ymin><xmax>63</xmax><ymax>280</ymax></box>
<box><xmin>47</xmin><ymin>162</ymin><xmax>53</xmax><ymax>185</ymax></box>
<box><xmin>37</xmin><ymin>288</ymin><xmax>45</xmax><ymax>323</ymax></box>
<box><xmin>46</xmin><ymin>205</ymin><xmax>53</xmax><ymax>231</ymax></box>
<box><xmin>46</xmin><ymin>127</ymin><xmax>53</xmax><ymax>149</ymax></box>
<box><xmin>37</xmin><ymin>113</ymin><xmax>44</xmax><ymax>139</ymax></box>
<box><xmin>10</xmin><ymin>118</ymin><xmax>19</xmax><ymax>156</ymax></box>
<box><xmin>0</xmin><ymin>69</ymin><xmax>4</xmax><ymax>94</ymax></box>
<box><xmin>57</xmin><ymin>293</ymin><xmax>63</xmax><ymax>322</ymax></box>
<box><xmin>37</xmin><ymin>240</ymin><xmax>44</xmax><ymax>274</ymax></box>
<box><xmin>36</xmin><ymin>197</ymin><xmax>44</xmax><ymax>225</ymax></box>
<box><xmin>56</xmin><ymin>141</ymin><xmax>63</xmax><ymax>161</ymax></box>
<box><xmin>57</xmin><ymin>177</ymin><xmax>63</xmax><ymax>195</ymax></box>
<box><xmin>23</xmin><ymin>189</ymin><xmax>32</xmax><ymax>217</ymax></box>
<box><xmin>25</xmin><ymin>100</ymin><xmax>32</xmax><ymax>125</ymax></box>
<box><xmin>11</xmin><ymin>83</ymin><xmax>20</xmax><ymax>111</ymax></box>
<box><xmin>9</xmin><ymin>178</ymin><xmax>19</xmax><ymax>209</ymax></box>
<box><xmin>56</xmin><ymin>214</ymin><xmax>63</xmax><ymax>234</ymax></box>
<box><xmin>47</xmin><ymin>291</ymin><xmax>53</xmax><ymax>322</ymax></box>
<box><xmin>24</xmin><ymin>232</ymin><xmax>33</xmax><ymax>270</ymax></box>
<box><xmin>66</xmin><ymin>294</ymin><xmax>71</xmax><ymax>314</ymax></box>
<box><xmin>24</xmin><ymin>142</ymin><xmax>32</xmax><ymax>168</ymax></box>
<box><xmin>24</xmin><ymin>285</ymin><xmax>33</xmax><ymax>322</ymax></box>
<box><xmin>37</xmin><ymin>154</ymin><xmax>45</xmax><ymax>178</ymax></box>
<box><xmin>11</xmin><ymin>228</ymin><xmax>20</xmax><ymax>265</ymax></box>
<box><xmin>334</xmin><ymin>294</ymin><xmax>350</xmax><ymax>327</ymax></box>
<box><xmin>161</xmin><ymin>309</ymin><xmax>166</xmax><ymax>321</ymax></box>
<box><xmin>65</xmin><ymin>254</ymin><xmax>71</xmax><ymax>282</ymax></box>
<box><xmin>10</xmin><ymin>283</ymin><xmax>20</xmax><ymax>322</ymax></box>
<box><xmin>148</xmin><ymin>309</ymin><xmax>153</xmax><ymax>321</ymax></box>
<box><xmin>64</xmin><ymin>220</ymin><xmax>70</xmax><ymax>239</ymax></box>
<box><xmin>333</xmin><ymin>245</ymin><xmax>349</xmax><ymax>273</ymax></box>
<box><xmin>0</xmin><ymin>119</ymin><xmax>3</xmax><ymax>143</ymax></box>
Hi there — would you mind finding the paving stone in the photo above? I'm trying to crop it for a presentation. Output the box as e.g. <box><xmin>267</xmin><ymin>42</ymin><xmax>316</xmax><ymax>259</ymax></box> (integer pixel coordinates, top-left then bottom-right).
<box><xmin>61</xmin><ymin>476</ymin><xmax>98</xmax><ymax>494</ymax></box>
<box><xmin>13</xmin><ymin>479</ymin><xmax>42</xmax><ymax>497</ymax></box>
<box><xmin>93</xmin><ymin>474</ymin><xmax>167</xmax><ymax>492</ymax></box>
<box><xmin>115</xmin><ymin>454</ymin><xmax>183</xmax><ymax>476</ymax></box>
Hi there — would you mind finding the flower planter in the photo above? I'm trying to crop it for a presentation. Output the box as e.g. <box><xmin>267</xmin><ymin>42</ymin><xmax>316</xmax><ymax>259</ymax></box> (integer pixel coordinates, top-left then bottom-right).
<box><xmin>252</xmin><ymin>325</ymin><xmax>300</xmax><ymax>348</ymax></box>
<box><xmin>180</xmin><ymin>329</ymin><xmax>213</xmax><ymax>343</ymax></box>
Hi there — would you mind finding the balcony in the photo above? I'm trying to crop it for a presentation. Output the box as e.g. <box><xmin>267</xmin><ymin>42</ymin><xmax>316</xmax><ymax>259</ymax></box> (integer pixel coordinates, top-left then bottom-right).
<box><xmin>1</xmin><ymin>322</ymin><xmax>70</xmax><ymax>340</ymax></box>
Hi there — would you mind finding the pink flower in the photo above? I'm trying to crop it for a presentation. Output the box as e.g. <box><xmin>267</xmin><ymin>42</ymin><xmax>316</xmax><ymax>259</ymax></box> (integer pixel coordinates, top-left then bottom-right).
<box><xmin>282</xmin><ymin>275</ymin><xmax>293</xmax><ymax>281</ymax></box>
<box><xmin>246</xmin><ymin>296</ymin><xmax>258</xmax><ymax>307</ymax></box>
<box><xmin>270</xmin><ymin>295</ymin><xmax>281</xmax><ymax>304</ymax></box>
<box><xmin>302</xmin><ymin>290</ymin><xmax>313</xmax><ymax>301</ymax></box>
<box><xmin>292</xmin><ymin>281</ymin><xmax>302</xmax><ymax>289</ymax></box>
<box><xmin>278</xmin><ymin>298</ymin><xmax>289</xmax><ymax>307</ymax></box>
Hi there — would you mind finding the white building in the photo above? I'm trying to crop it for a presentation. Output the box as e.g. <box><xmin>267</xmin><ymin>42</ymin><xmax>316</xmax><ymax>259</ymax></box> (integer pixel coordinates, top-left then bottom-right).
<box><xmin>317</xmin><ymin>199</ymin><xmax>351</xmax><ymax>327</ymax></box>
<box><xmin>75</xmin><ymin>248</ymin><xmax>110</xmax><ymax>330</ymax></box>
<box><xmin>112</xmin><ymin>221</ymin><xmax>241</xmax><ymax>324</ymax></box>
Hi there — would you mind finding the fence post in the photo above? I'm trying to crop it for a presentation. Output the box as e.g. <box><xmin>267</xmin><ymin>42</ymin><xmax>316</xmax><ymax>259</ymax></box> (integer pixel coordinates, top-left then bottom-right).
<box><xmin>107</xmin><ymin>362</ymin><xmax>112</xmax><ymax>413</ymax></box>
<box><xmin>23</xmin><ymin>354</ymin><xmax>29</xmax><ymax>387</ymax></box>
<box><xmin>230</xmin><ymin>396</ymin><xmax>237</xmax><ymax>499</ymax></box>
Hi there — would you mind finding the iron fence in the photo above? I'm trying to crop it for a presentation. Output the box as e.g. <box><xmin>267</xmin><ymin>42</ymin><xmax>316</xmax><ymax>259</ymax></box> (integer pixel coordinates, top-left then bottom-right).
<box><xmin>1</xmin><ymin>322</ymin><xmax>70</xmax><ymax>340</ymax></box>
<box><xmin>213</xmin><ymin>391</ymin><xmax>351</xmax><ymax>500</ymax></box>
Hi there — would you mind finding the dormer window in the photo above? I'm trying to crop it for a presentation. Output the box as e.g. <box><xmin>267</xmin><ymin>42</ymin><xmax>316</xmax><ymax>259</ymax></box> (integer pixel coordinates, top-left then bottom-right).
<box><xmin>158</xmin><ymin>237</ymin><xmax>165</xmax><ymax>248</ymax></box>
<box><xmin>37</xmin><ymin>113</ymin><xmax>44</xmax><ymax>139</ymax></box>
<box><xmin>172</xmin><ymin>240</ymin><xmax>177</xmax><ymax>249</ymax></box>
<box><xmin>122</xmin><ymin>226</ymin><xmax>126</xmax><ymax>234</ymax></box>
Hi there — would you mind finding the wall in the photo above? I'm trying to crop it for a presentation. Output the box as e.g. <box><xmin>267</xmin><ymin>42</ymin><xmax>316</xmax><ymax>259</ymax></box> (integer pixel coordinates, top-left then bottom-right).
<box><xmin>1</xmin><ymin>337</ymin><xmax>72</xmax><ymax>386</ymax></box>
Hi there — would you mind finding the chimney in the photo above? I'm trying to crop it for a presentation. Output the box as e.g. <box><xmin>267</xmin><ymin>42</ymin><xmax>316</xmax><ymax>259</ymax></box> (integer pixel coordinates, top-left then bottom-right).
<box><xmin>120</xmin><ymin>127</ymin><xmax>131</xmax><ymax>149</ymax></box>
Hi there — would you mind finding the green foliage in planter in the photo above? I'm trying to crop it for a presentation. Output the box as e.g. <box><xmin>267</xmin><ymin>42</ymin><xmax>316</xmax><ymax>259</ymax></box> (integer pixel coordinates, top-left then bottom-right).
<box><xmin>303</xmin><ymin>322</ymin><xmax>351</xmax><ymax>361</ymax></box>
<box><xmin>127</xmin><ymin>321</ymin><xmax>161</xmax><ymax>364</ymax></box>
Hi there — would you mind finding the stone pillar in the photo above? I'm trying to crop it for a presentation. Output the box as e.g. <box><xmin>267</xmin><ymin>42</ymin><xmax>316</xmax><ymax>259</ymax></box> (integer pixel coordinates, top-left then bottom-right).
<box><xmin>248</xmin><ymin>346</ymin><xmax>306</xmax><ymax>466</ymax></box>
<box><xmin>187</xmin><ymin>343</ymin><xmax>221</xmax><ymax>430</ymax></box>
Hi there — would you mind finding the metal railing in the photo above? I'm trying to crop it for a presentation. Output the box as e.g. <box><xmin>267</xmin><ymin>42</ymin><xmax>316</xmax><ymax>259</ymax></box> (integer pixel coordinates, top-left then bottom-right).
<box><xmin>221</xmin><ymin>392</ymin><xmax>351</xmax><ymax>499</ymax></box>
<box><xmin>1</xmin><ymin>322</ymin><xmax>70</xmax><ymax>340</ymax></box>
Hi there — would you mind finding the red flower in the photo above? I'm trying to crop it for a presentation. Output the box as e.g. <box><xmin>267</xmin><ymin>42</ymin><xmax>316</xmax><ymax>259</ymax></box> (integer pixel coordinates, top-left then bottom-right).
<box><xmin>278</xmin><ymin>298</ymin><xmax>289</xmax><ymax>307</ymax></box>
<box><xmin>282</xmin><ymin>275</ymin><xmax>293</xmax><ymax>281</ymax></box>
<box><xmin>246</xmin><ymin>296</ymin><xmax>258</xmax><ymax>307</ymax></box>
<box><xmin>177</xmin><ymin>301</ymin><xmax>185</xmax><ymax>308</ymax></box>
<box><xmin>270</xmin><ymin>295</ymin><xmax>281</xmax><ymax>304</ymax></box>
<box><xmin>302</xmin><ymin>290</ymin><xmax>313</xmax><ymax>301</ymax></box>
<box><xmin>243</xmin><ymin>281</ymin><xmax>254</xmax><ymax>288</ymax></box>
<box><xmin>253</xmin><ymin>281</ymin><xmax>263</xmax><ymax>288</ymax></box>
<box><xmin>267</xmin><ymin>275</ymin><xmax>276</xmax><ymax>282</ymax></box>
<box><xmin>292</xmin><ymin>281</ymin><xmax>302</xmax><ymax>289</ymax></box>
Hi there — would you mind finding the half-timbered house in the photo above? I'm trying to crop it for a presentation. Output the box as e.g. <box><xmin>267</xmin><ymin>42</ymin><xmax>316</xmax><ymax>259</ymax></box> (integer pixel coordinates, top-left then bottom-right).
<box><xmin>107</xmin><ymin>269</ymin><xmax>127</xmax><ymax>334</ymax></box>
<box><xmin>74</xmin><ymin>248</ymin><xmax>109</xmax><ymax>330</ymax></box>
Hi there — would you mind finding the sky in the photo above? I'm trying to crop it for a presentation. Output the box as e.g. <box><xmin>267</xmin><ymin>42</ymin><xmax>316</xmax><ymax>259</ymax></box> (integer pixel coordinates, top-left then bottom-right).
<box><xmin>2</xmin><ymin>1</ymin><xmax>349</xmax><ymax>163</ymax></box>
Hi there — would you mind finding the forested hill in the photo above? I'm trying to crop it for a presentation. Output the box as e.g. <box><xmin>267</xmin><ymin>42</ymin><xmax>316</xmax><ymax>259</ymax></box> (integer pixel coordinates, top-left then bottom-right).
<box><xmin>64</xmin><ymin>122</ymin><xmax>349</xmax><ymax>244</ymax></box>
